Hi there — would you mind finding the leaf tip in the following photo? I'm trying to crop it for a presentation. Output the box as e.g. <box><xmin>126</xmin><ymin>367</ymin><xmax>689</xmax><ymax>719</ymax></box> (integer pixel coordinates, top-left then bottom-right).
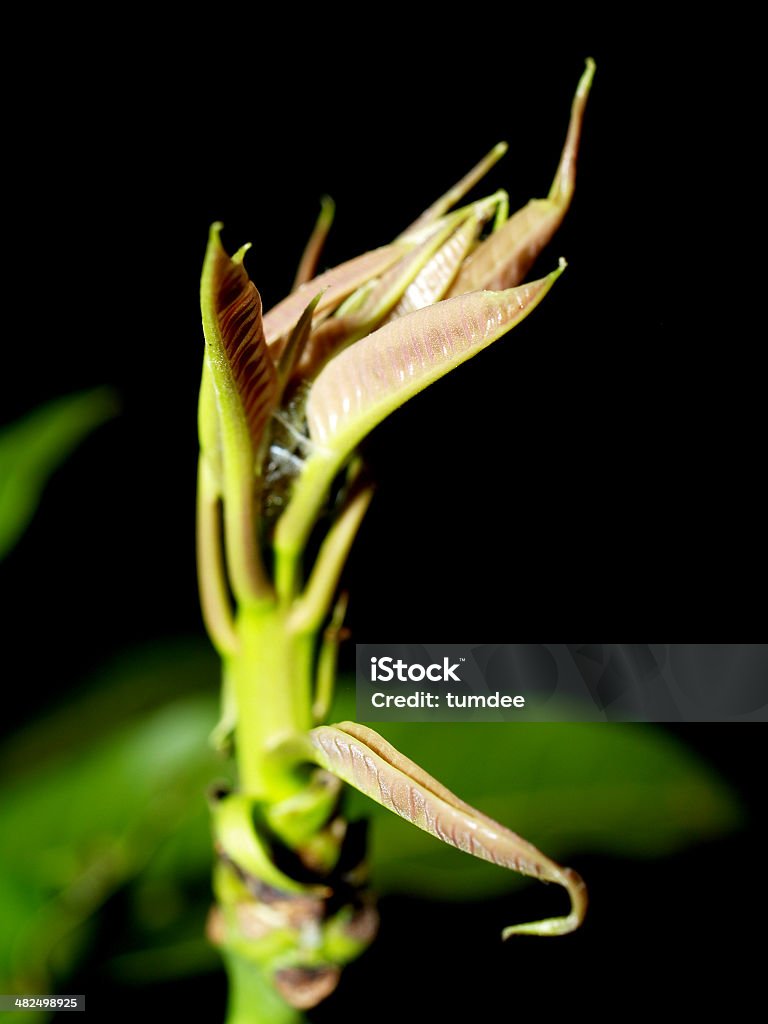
<box><xmin>501</xmin><ymin>867</ymin><xmax>588</xmax><ymax>940</ymax></box>
<box><xmin>534</xmin><ymin>257</ymin><xmax>568</xmax><ymax>294</ymax></box>
<box><xmin>204</xmin><ymin>224</ymin><xmax>227</xmax><ymax>272</ymax></box>
<box><xmin>320</xmin><ymin>194</ymin><xmax>336</xmax><ymax>220</ymax></box>
<box><xmin>232</xmin><ymin>242</ymin><xmax>252</xmax><ymax>266</ymax></box>
<box><xmin>547</xmin><ymin>59</ymin><xmax>596</xmax><ymax>208</ymax></box>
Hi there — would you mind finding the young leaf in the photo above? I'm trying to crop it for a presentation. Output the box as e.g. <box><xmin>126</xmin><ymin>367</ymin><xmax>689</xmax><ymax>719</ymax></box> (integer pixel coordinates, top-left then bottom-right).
<box><xmin>200</xmin><ymin>224</ymin><xmax>275</xmax><ymax>602</ymax></box>
<box><xmin>447</xmin><ymin>199</ymin><xmax>564</xmax><ymax>296</ymax></box>
<box><xmin>307</xmin><ymin>722</ymin><xmax>587</xmax><ymax>938</ymax></box>
<box><xmin>294</xmin><ymin>210</ymin><xmax>480</xmax><ymax>380</ymax></box>
<box><xmin>307</xmin><ymin>264</ymin><xmax>565</xmax><ymax>458</ymax></box>
<box><xmin>355</xmin><ymin>194</ymin><xmax>504</xmax><ymax>323</ymax></box>
<box><xmin>201</xmin><ymin>225</ymin><xmax>277</xmax><ymax>453</ymax></box>
<box><xmin>447</xmin><ymin>58</ymin><xmax>595</xmax><ymax>296</ymax></box>
<box><xmin>329</xmin><ymin>692</ymin><xmax>741</xmax><ymax>901</ymax></box>
<box><xmin>264</xmin><ymin>244</ymin><xmax>409</xmax><ymax>351</ymax></box>
<box><xmin>277</xmin><ymin>293</ymin><xmax>324</xmax><ymax>391</ymax></box>
<box><xmin>292</xmin><ymin>196</ymin><xmax>335</xmax><ymax>290</ymax></box>
<box><xmin>198</xmin><ymin>360</ymin><xmax>223</xmax><ymax>488</ymax></box>
<box><xmin>275</xmin><ymin>265</ymin><xmax>564</xmax><ymax>561</ymax></box>
<box><xmin>385</xmin><ymin>209</ymin><xmax>486</xmax><ymax>320</ymax></box>
<box><xmin>398</xmin><ymin>142</ymin><xmax>508</xmax><ymax>240</ymax></box>
<box><xmin>0</xmin><ymin>389</ymin><xmax>116</xmax><ymax>561</ymax></box>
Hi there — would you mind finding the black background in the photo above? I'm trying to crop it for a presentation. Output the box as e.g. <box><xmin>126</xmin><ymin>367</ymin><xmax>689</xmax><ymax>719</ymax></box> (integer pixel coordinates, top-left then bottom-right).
<box><xmin>4</xmin><ymin>39</ymin><xmax>693</xmax><ymax>680</ymax></box>
<box><xmin>2</xmin><ymin>22</ymin><xmax>763</xmax><ymax>1021</ymax></box>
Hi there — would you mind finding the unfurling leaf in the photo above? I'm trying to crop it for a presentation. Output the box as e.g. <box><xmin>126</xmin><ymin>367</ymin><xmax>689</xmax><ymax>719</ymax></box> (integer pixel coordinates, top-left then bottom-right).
<box><xmin>293</xmin><ymin>195</ymin><xmax>336</xmax><ymax>291</ymax></box>
<box><xmin>307</xmin><ymin>264</ymin><xmax>565</xmax><ymax>459</ymax></box>
<box><xmin>264</xmin><ymin>244</ymin><xmax>409</xmax><ymax>352</ymax></box>
<box><xmin>345</xmin><ymin>713</ymin><xmax>741</xmax><ymax>900</ymax></box>
<box><xmin>295</xmin><ymin>208</ymin><xmax>486</xmax><ymax>379</ymax></box>
<box><xmin>277</xmin><ymin>293</ymin><xmax>324</xmax><ymax>391</ymax></box>
<box><xmin>398</xmin><ymin>141</ymin><xmax>508</xmax><ymax>240</ymax></box>
<box><xmin>447</xmin><ymin>58</ymin><xmax>595</xmax><ymax>295</ymax></box>
<box><xmin>275</xmin><ymin>264</ymin><xmax>564</xmax><ymax>560</ymax></box>
<box><xmin>201</xmin><ymin>225</ymin><xmax>277</xmax><ymax>454</ymax></box>
<box><xmin>385</xmin><ymin>210</ymin><xmax>486</xmax><ymax>320</ymax></box>
<box><xmin>307</xmin><ymin>722</ymin><xmax>587</xmax><ymax>938</ymax></box>
<box><xmin>200</xmin><ymin>225</ymin><xmax>275</xmax><ymax>602</ymax></box>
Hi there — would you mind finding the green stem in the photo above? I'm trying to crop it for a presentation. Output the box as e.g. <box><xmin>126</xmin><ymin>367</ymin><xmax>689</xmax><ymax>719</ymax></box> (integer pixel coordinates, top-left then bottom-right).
<box><xmin>229</xmin><ymin>605</ymin><xmax>313</xmax><ymax>798</ymax></box>
<box><xmin>312</xmin><ymin>592</ymin><xmax>347</xmax><ymax>723</ymax></box>
<box><xmin>222</xmin><ymin>465</ymin><xmax>272</xmax><ymax>606</ymax></box>
<box><xmin>225</xmin><ymin>954</ymin><xmax>303</xmax><ymax>1024</ymax></box>
<box><xmin>289</xmin><ymin>482</ymin><xmax>373</xmax><ymax>636</ymax></box>
<box><xmin>274</xmin><ymin>453</ymin><xmax>344</xmax><ymax>599</ymax></box>
<box><xmin>196</xmin><ymin>458</ymin><xmax>238</xmax><ymax>656</ymax></box>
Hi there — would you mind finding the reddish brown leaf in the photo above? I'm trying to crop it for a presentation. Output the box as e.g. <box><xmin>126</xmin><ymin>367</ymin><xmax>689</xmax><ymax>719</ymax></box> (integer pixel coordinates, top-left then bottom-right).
<box><xmin>264</xmin><ymin>244</ymin><xmax>409</xmax><ymax>351</ymax></box>
<box><xmin>309</xmin><ymin>722</ymin><xmax>587</xmax><ymax>938</ymax></box>
<box><xmin>202</xmin><ymin>226</ymin><xmax>277</xmax><ymax>450</ymax></box>
<box><xmin>447</xmin><ymin>59</ymin><xmax>595</xmax><ymax>295</ymax></box>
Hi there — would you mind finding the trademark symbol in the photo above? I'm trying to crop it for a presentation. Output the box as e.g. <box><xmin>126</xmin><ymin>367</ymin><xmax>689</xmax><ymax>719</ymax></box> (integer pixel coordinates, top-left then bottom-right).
<box><xmin>460</xmin><ymin>657</ymin><xmax>466</xmax><ymax>662</ymax></box>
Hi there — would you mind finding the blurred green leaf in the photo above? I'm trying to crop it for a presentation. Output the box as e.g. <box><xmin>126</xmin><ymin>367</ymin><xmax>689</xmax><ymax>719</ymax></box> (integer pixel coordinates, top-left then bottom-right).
<box><xmin>330</xmin><ymin>685</ymin><xmax>742</xmax><ymax>898</ymax></box>
<box><xmin>0</xmin><ymin>640</ymin><xmax>219</xmax><ymax>778</ymax></box>
<box><xmin>0</xmin><ymin>681</ymin><xmax>227</xmax><ymax>992</ymax></box>
<box><xmin>107</xmin><ymin>934</ymin><xmax>220</xmax><ymax>983</ymax></box>
<box><xmin>0</xmin><ymin>389</ymin><xmax>117</xmax><ymax>561</ymax></box>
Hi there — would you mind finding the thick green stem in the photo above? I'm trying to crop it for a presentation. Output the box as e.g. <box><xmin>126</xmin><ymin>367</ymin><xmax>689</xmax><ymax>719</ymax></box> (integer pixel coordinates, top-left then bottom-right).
<box><xmin>225</xmin><ymin>954</ymin><xmax>303</xmax><ymax>1024</ymax></box>
<box><xmin>229</xmin><ymin>605</ymin><xmax>313</xmax><ymax>798</ymax></box>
